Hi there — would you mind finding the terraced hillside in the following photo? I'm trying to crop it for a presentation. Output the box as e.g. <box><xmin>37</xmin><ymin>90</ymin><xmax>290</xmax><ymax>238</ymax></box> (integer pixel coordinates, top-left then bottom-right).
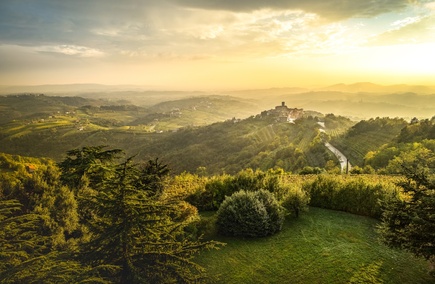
<box><xmin>330</xmin><ymin>118</ymin><xmax>408</xmax><ymax>166</ymax></box>
<box><xmin>0</xmin><ymin>94</ymin><xmax>360</xmax><ymax>174</ymax></box>
<box><xmin>0</xmin><ymin>94</ymin><xmax>261</xmax><ymax>158</ymax></box>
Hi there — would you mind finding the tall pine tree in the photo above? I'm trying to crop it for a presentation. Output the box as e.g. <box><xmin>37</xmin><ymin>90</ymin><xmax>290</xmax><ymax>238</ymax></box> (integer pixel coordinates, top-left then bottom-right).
<box><xmin>61</xmin><ymin>146</ymin><xmax>222</xmax><ymax>283</ymax></box>
<box><xmin>0</xmin><ymin>199</ymin><xmax>116</xmax><ymax>283</ymax></box>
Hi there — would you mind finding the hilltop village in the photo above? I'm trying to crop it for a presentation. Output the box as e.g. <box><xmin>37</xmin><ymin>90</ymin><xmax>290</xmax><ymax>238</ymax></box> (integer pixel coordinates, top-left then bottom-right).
<box><xmin>261</xmin><ymin>102</ymin><xmax>303</xmax><ymax>123</ymax></box>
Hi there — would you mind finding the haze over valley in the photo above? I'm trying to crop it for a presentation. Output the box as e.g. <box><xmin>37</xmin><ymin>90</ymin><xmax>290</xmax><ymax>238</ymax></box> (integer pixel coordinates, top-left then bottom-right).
<box><xmin>1</xmin><ymin>1</ymin><xmax>435</xmax><ymax>283</ymax></box>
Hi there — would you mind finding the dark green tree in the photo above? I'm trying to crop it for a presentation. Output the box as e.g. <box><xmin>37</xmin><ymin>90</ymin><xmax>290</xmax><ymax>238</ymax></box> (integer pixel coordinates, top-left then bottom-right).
<box><xmin>59</xmin><ymin>145</ymin><xmax>123</xmax><ymax>189</ymax></box>
<box><xmin>0</xmin><ymin>199</ymin><xmax>43</xmax><ymax>275</ymax></box>
<box><xmin>133</xmin><ymin>158</ymin><xmax>169</xmax><ymax>196</ymax></box>
<box><xmin>63</xmin><ymin>148</ymin><xmax>222</xmax><ymax>283</ymax></box>
<box><xmin>0</xmin><ymin>199</ymin><xmax>115</xmax><ymax>284</ymax></box>
<box><xmin>379</xmin><ymin>164</ymin><xmax>435</xmax><ymax>268</ymax></box>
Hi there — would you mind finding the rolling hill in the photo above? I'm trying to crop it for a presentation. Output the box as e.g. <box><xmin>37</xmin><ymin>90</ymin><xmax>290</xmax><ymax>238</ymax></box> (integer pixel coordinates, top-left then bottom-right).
<box><xmin>0</xmin><ymin>94</ymin><xmax>356</xmax><ymax>174</ymax></box>
<box><xmin>2</xmin><ymin>90</ymin><xmax>434</xmax><ymax>175</ymax></box>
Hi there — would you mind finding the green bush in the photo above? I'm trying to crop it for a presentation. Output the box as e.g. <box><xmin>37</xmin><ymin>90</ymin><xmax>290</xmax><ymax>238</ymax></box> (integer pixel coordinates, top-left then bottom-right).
<box><xmin>187</xmin><ymin>169</ymin><xmax>284</xmax><ymax>211</ymax></box>
<box><xmin>186</xmin><ymin>175</ymin><xmax>233</xmax><ymax>211</ymax></box>
<box><xmin>303</xmin><ymin>175</ymin><xmax>340</xmax><ymax>209</ymax></box>
<box><xmin>304</xmin><ymin>175</ymin><xmax>399</xmax><ymax>218</ymax></box>
<box><xmin>281</xmin><ymin>187</ymin><xmax>310</xmax><ymax>218</ymax></box>
<box><xmin>216</xmin><ymin>189</ymin><xmax>285</xmax><ymax>237</ymax></box>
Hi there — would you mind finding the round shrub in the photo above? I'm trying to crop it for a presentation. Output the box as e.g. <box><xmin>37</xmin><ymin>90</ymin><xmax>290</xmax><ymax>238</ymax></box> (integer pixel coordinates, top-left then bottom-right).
<box><xmin>216</xmin><ymin>189</ymin><xmax>285</xmax><ymax>237</ymax></box>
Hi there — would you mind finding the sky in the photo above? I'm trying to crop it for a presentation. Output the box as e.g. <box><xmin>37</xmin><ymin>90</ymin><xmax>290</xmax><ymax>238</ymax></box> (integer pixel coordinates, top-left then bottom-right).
<box><xmin>1</xmin><ymin>0</ymin><xmax>435</xmax><ymax>90</ymax></box>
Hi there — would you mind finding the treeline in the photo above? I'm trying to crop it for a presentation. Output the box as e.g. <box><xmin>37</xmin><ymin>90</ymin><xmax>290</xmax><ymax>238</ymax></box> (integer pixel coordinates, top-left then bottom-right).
<box><xmin>169</xmin><ymin>168</ymin><xmax>400</xmax><ymax>219</ymax></box>
<box><xmin>168</xmin><ymin>161</ymin><xmax>435</xmax><ymax>271</ymax></box>
<box><xmin>5</xmin><ymin>92</ymin><xmax>435</xmax><ymax>177</ymax></box>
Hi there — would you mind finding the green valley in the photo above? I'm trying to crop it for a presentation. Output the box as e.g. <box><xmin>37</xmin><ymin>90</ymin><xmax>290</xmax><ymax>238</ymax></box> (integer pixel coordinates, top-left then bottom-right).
<box><xmin>1</xmin><ymin>89</ymin><xmax>435</xmax><ymax>283</ymax></box>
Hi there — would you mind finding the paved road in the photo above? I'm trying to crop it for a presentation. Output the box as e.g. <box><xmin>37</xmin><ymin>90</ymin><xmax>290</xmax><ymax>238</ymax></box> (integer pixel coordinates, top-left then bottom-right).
<box><xmin>324</xmin><ymin>142</ymin><xmax>351</xmax><ymax>173</ymax></box>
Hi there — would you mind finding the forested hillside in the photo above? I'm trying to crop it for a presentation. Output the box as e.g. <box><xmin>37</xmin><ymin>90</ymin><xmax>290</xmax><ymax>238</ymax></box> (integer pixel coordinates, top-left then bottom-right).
<box><xmin>3</xmin><ymin>93</ymin><xmax>435</xmax><ymax>175</ymax></box>
<box><xmin>132</xmin><ymin>114</ymin><xmax>346</xmax><ymax>174</ymax></box>
<box><xmin>331</xmin><ymin>118</ymin><xmax>408</xmax><ymax>166</ymax></box>
<box><xmin>330</xmin><ymin>117</ymin><xmax>435</xmax><ymax>175</ymax></box>
<box><xmin>0</xmin><ymin>94</ymin><xmax>355</xmax><ymax>174</ymax></box>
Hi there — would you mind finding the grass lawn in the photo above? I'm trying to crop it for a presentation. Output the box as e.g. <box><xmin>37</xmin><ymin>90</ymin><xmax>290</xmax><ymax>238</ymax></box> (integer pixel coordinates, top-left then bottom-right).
<box><xmin>195</xmin><ymin>207</ymin><xmax>433</xmax><ymax>283</ymax></box>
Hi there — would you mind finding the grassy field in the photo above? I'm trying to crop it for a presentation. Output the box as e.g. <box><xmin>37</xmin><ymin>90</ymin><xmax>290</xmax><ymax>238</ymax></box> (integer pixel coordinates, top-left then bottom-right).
<box><xmin>195</xmin><ymin>207</ymin><xmax>433</xmax><ymax>284</ymax></box>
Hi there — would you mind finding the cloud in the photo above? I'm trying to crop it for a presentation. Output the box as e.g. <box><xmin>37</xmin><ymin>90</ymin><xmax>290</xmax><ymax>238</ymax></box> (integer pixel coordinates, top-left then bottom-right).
<box><xmin>170</xmin><ymin>0</ymin><xmax>412</xmax><ymax>20</ymax></box>
<box><xmin>0</xmin><ymin>0</ymin><xmax>378</xmax><ymax>64</ymax></box>
<box><xmin>0</xmin><ymin>0</ymin><xmax>419</xmax><ymax>52</ymax></box>
<box><xmin>368</xmin><ymin>15</ymin><xmax>435</xmax><ymax>45</ymax></box>
<box><xmin>35</xmin><ymin>45</ymin><xmax>105</xmax><ymax>57</ymax></box>
<box><xmin>391</xmin><ymin>16</ymin><xmax>422</xmax><ymax>29</ymax></box>
<box><xmin>1</xmin><ymin>0</ymin><xmax>434</xmax><ymax>87</ymax></box>
<box><xmin>0</xmin><ymin>1</ymin><xmax>161</xmax><ymax>47</ymax></box>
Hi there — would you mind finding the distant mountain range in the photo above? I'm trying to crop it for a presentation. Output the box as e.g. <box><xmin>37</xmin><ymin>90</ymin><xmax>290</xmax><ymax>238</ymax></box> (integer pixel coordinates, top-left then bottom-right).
<box><xmin>320</xmin><ymin>82</ymin><xmax>435</xmax><ymax>94</ymax></box>
<box><xmin>1</xmin><ymin>82</ymin><xmax>435</xmax><ymax>95</ymax></box>
<box><xmin>0</xmin><ymin>84</ymin><xmax>146</xmax><ymax>94</ymax></box>
<box><xmin>2</xmin><ymin>82</ymin><xmax>435</xmax><ymax>120</ymax></box>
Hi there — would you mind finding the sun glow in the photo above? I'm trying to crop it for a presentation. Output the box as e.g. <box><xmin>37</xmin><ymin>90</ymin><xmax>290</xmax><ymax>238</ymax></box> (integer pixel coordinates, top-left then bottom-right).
<box><xmin>1</xmin><ymin>1</ymin><xmax>434</xmax><ymax>88</ymax></box>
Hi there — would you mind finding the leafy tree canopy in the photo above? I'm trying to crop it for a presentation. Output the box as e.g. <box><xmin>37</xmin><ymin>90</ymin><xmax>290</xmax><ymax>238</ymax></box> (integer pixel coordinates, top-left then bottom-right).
<box><xmin>379</xmin><ymin>164</ymin><xmax>435</xmax><ymax>262</ymax></box>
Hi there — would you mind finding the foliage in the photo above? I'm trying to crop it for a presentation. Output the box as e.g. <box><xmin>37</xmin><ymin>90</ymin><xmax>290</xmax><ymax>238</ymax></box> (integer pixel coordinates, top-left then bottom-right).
<box><xmin>365</xmin><ymin>140</ymin><xmax>435</xmax><ymax>174</ymax></box>
<box><xmin>299</xmin><ymin>166</ymin><xmax>324</xmax><ymax>175</ymax></box>
<box><xmin>397</xmin><ymin>118</ymin><xmax>435</xmax><ymax>143</ymax></box>
<box><xmin>304</xmin><ymin>175</ymin><xmax>401</xmax><ymax>218</ymax></box>
<box><xmin>0</xmin><ymin>153</ymin><xmax>79</xmax><ymax>248</ymax></box>
<box><xmin>281</xmin><ymin>187</ymin><xmax>310</xmax><ymax>217</ymax></box>
<box><xmin>216</xmin><ymin>189</ymin><xmax>285</xmax><ymax>237</ymax></box>
<box><xmin>0</xmin><ymin>199</ymin><xmax>44</xmax><ymax>274</ymax></box>
<box><xmin>187</xmin><ymin>169</ymin><xmax>285</xmax><ymax>211</ymax></box>
<box><xmin>378</xmin><ymin>165</ymin><xmax>435</xmax><ymax>263</ymax></box>
<box><xmin>59</xmin><ymin>145</ymin><xmax>123</xmax><ymax>189</ymax></box>
<box><xmin>0</xmin><ymin>199</ymin><xmax>116</xmax><ymax>283</ymax></box>
<box><xmin>192</xmin><ymin>174</ymin><xmax>234</xmax><ymax>211</ymax></box>
<box><xmin>60</xmin><ymin>147</ymin><xmax>222</xmax><ymax>283</ymax></box>
<box><xmin>331</xmin><ymin>117</ymin><xmax>407</xmax><ymax>166</ymax></box>
<box><xmin>0</xmin><ymin>148</ymin><xmax>225</xmax><ymax>283</ymax></box>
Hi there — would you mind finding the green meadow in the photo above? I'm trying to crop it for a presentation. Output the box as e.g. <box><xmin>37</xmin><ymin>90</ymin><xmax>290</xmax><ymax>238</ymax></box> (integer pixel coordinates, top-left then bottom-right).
<box><xmin>196</xmin><ymin>207</ymin><xmax>432</xmax><ymax>284</ymax></box>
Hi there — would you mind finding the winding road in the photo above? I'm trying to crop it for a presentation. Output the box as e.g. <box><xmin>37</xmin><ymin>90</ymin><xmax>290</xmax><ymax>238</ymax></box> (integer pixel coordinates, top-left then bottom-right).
<box><xmin>324</xmin><ymin>142</ymin><xmax>351</xmax><ymax>173</ymax></box>
<box><xmin>317</xmin><ymin>122</ymin><xmax>351</xmax><ymax>173</ymax></box>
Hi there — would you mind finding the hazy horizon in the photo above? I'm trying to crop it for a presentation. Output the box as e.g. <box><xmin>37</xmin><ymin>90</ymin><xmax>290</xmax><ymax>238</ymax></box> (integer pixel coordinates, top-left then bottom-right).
<box><xmin>1</xmin><ymin>1</ymin><xmax>435</xmax><ymax>90</ymax></box>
